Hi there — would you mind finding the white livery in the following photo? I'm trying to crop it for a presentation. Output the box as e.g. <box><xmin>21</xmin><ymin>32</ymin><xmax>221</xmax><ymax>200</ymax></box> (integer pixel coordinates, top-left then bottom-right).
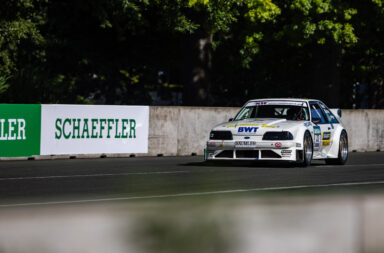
<box><xmin>205</xmin><ymin>98</ymin><xmax>348</xmax><ymax>166</ymax></box>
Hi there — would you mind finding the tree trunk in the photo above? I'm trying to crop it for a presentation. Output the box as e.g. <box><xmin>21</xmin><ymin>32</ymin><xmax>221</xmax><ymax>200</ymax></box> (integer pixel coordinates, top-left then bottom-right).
<box><xmin>182</xmin><ymin>31</ymin><xmax>213</xmax><ymax>106</ymax></box>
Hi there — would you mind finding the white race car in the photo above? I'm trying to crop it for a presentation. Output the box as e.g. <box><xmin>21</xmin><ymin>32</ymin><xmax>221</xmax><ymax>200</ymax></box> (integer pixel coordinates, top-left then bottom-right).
<box><xmin>204</xmin><ymin>98</ymin><xmax>348</xmax><ymax>166</ymax></box>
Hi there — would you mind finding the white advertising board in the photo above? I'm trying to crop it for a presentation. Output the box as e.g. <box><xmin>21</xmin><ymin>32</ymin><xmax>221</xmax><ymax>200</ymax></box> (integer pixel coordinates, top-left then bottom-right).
<box><xmin>41</xmin><ymin>105</ymin><xmax>149</xmax><ymax>155</ymax></box>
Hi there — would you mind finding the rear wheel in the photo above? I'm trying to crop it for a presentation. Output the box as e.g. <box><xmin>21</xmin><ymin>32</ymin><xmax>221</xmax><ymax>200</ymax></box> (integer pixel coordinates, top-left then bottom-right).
<box><xmin>299</xmin><ymin>131</ymin><xmax>313</xmax><ymax>167</ymax></box>
<box><xmin>325</xmin><ymin>131</ymin><xmax>348</xmax><ymax>165</ymax></box>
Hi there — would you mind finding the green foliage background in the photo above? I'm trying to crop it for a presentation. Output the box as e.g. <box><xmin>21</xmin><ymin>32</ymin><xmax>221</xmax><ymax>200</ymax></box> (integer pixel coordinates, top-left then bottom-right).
<box><xmin>1</xmin><ymin>0</ymin><xmax>383</xmax><ymax>107</ymax></box>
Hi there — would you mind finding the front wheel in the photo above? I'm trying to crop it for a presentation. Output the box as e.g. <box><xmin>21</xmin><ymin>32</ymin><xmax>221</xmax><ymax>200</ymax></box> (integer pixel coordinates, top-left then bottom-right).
<box><xmin>299</xmin><ymin>131</ymin><xmax>313</xmax><ymax>167</ymax></box>
<box><xmin>325</xmin><ymin>131</ymin><xmax>348</xmax><ymax>165</ymax></box>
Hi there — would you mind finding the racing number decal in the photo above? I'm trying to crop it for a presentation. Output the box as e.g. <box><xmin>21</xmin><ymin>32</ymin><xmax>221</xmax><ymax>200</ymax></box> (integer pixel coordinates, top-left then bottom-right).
<box><xmin>322</xmin><ymin>132</ymin><xmax>331</xmax><ymax>146</ymax></box>
<box><xmin>313</xmin><ymin>126</ymin><xmax>321</xmax><ymax>151</ymax></box>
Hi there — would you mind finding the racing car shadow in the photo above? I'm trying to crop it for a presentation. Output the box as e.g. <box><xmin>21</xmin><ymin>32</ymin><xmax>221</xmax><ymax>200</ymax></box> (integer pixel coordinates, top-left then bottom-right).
<box><xmin>181</xmin><ymin>160</ymin><xmax>325</xmax><ymax>168</ymax></box>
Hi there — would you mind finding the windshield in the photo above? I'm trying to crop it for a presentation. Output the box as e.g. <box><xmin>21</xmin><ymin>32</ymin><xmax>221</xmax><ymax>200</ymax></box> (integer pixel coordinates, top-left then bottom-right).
<box><xmin>235</xmin><ymin>102</ymin><xmax>310</xmax><ymax>121</ymax></box>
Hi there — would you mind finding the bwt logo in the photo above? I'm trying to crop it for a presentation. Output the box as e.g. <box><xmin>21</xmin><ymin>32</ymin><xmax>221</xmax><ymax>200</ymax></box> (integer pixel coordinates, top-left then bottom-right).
<box><xmin>238</xmin><ymin>127</ymin><xmax>258</xmax><ymax>133</ymax></box>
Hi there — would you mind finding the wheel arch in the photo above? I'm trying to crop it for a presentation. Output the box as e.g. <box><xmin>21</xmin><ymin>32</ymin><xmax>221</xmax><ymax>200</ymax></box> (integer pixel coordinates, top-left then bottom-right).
<box><xmin>329</xmin><ymin>126</ymin><xmax>348</xmax><ymax>157</ymax></box>
<box><xmin>293</xmin><ymin>126</ymin><xmax>312</xmax><ymax>149</ymax></box>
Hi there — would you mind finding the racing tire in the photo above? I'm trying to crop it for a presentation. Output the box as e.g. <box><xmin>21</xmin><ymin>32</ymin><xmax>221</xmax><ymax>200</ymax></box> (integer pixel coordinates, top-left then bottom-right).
<box><xmin>299</xmin><ymin>131</ymin><xmax>313</xmax><ymax>167</ymax></box>
<box><xmin>325</xmin><ymin>131</ymin><xmax>348</xmax><ymax>165</ymax></box>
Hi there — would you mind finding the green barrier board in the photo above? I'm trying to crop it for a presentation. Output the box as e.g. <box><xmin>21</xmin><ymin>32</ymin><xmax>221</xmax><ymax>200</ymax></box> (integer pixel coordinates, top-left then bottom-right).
<box><xmin>0</xmin><ymin>104</ymin><xmax>41</xmax><ymax>157</ymax></box>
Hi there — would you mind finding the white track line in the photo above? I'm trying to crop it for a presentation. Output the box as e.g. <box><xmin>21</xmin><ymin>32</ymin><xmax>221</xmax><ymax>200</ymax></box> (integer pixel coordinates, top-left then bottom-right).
<box><xmin>1</xmin><ymin>180</ymin><xmax>384</xmax><ymax>208</ymax></box>
<box><xmin>321</xmin><ymin>163</ymin><xmax>384</xmax><ymax>168</ymax></box>
<box><xmin>0</xmin><ymin>171</ymin><xmax>189</xmax><ymax>181</ymax></box>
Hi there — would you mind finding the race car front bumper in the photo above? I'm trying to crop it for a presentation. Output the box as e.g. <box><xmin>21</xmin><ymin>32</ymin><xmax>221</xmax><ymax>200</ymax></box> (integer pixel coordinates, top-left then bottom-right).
<box><xmin>204</xmin><ymin>139</ymin><xmax>303</xmax><ymax>161</ymax></box>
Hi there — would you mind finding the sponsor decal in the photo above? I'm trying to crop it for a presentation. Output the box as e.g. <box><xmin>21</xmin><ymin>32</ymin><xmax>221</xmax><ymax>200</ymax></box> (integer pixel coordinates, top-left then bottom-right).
<box><xmin>0</xmin><ymin>104</ymin><xmax>149</xmax><ymax>157</ymax></box>
<box><xmin>235</xmin><ymin>141</ymin><xmax>257</xmax><ymax>148</ymax></box>
<box><xmin>208</xmin><ymin>142</ymin><xmax>216</xmax><ymax>147</ymax></box>
<box><xmin>261</xmin><ymin>124</ymin><xmax>276</xmax><ymax>128</ymax></box>
<box><xmin>41</xmin><ymin>105</ymin><xmax>149</xmax><ymax>155</ymax></box>
<box><xmin>227</xmin><ymin>123</ymin><xmax>276</xmax><ymax>128</ymax></box>
<box><xmin>0</xmin><ymin>104</ymin><xmax>41</xmax><ymax>157</ymax></box>
<box><xmin>323</xmin><ymin>132</ymin><xmax>331</xmax><ymax>140</ymax></box>
<box><xmin>275</xmin><ymin>142</ymin><xmax>282</xmax><ymax>148</ymax></box>
<box><xmin>247</xmin><ymin>101</ymin><xmax>304</xmax><ymax>106</ymax></box>
<box><xmin>227</xmin><ymin>123</ymin><xmax>259</xmax><ymax>128</ymax></box>
<box><xmin>281</xmin><ymin>149</ymin><xmax>292</xmax><ymax>157</ymax></box>
<box><xmin>296</xmin><ymin>143</ymin><xmax>301</xmax><ymax>148</ymax></box>
<box><xmin>246</xmin><ymin>101</ymin><xmax>267</xmax><ymax>106</ymax></box>
<box><xmin>238</xmin><ymin>127</ymin><xmax>258</xmax><ymax>133</ymax></box>
<box><xmin>237</xmin><ymin>123</ymin><xmax>259</xmax><ymax>127</ymax></box>
<box><xmin>313</xmin><ymin>126</ymin><xmax>321</xmax><ymax>151</ymax></box>
<box><xmin>244</xmin><ymin>136</ymin><xmax>250</xmax><ymax>139</ymax></box>
<box><xmin>304</xmin><ymin>122</ymin><xmax>312</xmax><ymax>127</ymax></box>
<box><xmin>54</xmin><ymin>118</ymin><xmax>136</xmax><ymax>140</ymax></box>
<box><xmin>322</xmin><ymin>132</ymin><xmax>331</xmax><ymax>146</ymax></box>
<box><xmin>0</xmin><ymin>119</ymin><xmax>27</xmax><ymax>140</ymax></box>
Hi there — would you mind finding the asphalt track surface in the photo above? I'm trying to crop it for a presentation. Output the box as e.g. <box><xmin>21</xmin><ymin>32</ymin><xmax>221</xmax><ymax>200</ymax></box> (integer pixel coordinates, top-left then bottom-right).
<box><xmin>1</xmin><ymin>152</ymin><xmax>384</xmax><ymax>207</ymax></box>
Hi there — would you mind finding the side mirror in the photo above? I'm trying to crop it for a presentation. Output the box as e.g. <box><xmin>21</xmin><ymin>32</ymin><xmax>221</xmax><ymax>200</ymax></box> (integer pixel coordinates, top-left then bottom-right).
<box><xmin>337</xmin><ymin>109</ymin><xmax>342</xmax><ymax>118</ymax></box>
<box><xmin>330</xmin><ymin>108</ymin><xmax>342</xmax><ymax>118</ymax></box>
<box><xmin>228</xmin><ymin>118</ymin><xmax>234</xmax><ymax>122</ymax></box>
<box><xmin>312</xmin><ymin>118</ymin><xmax>321</xmax><ymax>124</ymax></box>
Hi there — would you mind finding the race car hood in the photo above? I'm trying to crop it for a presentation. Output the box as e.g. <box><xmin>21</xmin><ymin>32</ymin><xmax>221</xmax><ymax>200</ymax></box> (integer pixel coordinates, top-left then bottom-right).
<box><xmin>212</xmin><ymin>118</ymin><xmax>309</xmax><ymax>136</ymax></box>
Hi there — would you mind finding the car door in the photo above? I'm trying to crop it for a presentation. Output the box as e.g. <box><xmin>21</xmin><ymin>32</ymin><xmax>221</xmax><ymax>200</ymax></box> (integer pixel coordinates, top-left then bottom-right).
<box><xmin>309</xmin><ymin>101</ymin><xmax>335</xmax><ymax>157</ymax></box>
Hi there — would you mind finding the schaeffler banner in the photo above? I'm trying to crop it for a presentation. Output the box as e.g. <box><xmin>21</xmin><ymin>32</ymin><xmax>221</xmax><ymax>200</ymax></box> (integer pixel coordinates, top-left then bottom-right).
<box><xmin>0</xmin><ymin>104</ymin><xmax>41</xmax><ymax>157</ymax></box>
<box><xmin>41</xmin><ymin>105</ymin><xmax>149</xmax><ymax>155</ymax></box>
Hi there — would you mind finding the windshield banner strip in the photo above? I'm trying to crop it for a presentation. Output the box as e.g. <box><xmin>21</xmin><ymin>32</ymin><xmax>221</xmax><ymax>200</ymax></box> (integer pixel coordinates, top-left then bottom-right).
<box><xmin>246</xmin><ymin>101</ymin><xmax>305</xmax><ymax>106</ymax></box>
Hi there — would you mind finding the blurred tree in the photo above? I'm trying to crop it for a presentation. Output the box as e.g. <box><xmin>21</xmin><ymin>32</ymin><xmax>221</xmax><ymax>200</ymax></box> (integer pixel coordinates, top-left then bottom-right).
<box><xmin>210</xmin><ymin>0</ymin><xmax>360</xmax><ymax>107</ymax></box>
<box><xmin>340</xmin><ymin>0</ymin><xmax>384</xmax><ymax>108</ymax></box>
<box><xmin>1</xmin><ymin>0</ymin><xmax>384</xmax><ymax>108</ymax></box>
<box><xmin>176</xmin><ymin>0</ymin><xmax>281</xmax><ymax>105</ymax></box>
<box><xmin>0</xmin><ymin>0</ymin><xmax>46</xmax><ymax>99</ymax></box>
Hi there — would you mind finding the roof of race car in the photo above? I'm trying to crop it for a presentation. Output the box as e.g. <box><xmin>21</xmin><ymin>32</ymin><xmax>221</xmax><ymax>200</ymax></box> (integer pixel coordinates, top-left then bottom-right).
<box><xmin>248</xmin><ymin>98</ymin><xmax>319</xmax><ymax>103</ymax></box>
<box><xmin>244</xmin><ymin>98</ymin><xmax>323</xmax><ymax>105</ymax></box>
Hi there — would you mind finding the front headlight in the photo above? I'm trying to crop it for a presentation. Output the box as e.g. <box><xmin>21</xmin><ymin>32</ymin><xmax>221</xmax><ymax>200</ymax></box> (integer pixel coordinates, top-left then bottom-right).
<box><xmin>210</xmin><ymin>131</ymin><xmax>233</xmax><ymax>140</ymax></box>
<box><xmin>262</xmin><ymin>131</ymin><xmax>293</xmax><ymax>140</ymax></box>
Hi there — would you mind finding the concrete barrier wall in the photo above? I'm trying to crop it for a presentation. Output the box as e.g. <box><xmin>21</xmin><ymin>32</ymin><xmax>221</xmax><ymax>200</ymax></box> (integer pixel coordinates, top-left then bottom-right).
<box><xmin>148</xmin><ymin>107</ymin><xmax>384</xmax><ymax>156</ymax></box>
<box><xmin>342</xmin><ymin>110</ymin><xmax>384</xmax><ymax>152</ymax></box>
<box><xmin>1</xmin><ymin>106</ymin><xmax>382</xmax><ymax>160</ymax></box>
<box><xmin>148</xmin><ymin>106</ymin><xmax>239</xmax><ymax>156</ymax></box>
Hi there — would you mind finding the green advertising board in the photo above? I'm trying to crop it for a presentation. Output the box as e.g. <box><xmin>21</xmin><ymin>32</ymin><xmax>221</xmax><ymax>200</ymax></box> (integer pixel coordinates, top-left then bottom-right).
<box><xmin>0</xmin><ymin>104</ymin><xmax>41</xmax><ymax>157</ymax></box>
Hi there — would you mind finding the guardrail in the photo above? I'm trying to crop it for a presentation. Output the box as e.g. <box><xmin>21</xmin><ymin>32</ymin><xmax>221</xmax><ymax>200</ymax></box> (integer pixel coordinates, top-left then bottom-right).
<box><xmin>1</xmin><ymin>105</ymin><xmax>383</xmax><ymax>159</ymax></box>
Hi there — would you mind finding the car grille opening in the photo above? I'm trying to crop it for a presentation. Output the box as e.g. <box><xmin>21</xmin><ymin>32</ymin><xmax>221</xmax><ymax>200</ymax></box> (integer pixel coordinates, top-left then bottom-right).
<box><xmin>236</xmin><ymin>150</ymin><xmax>259</xmax><ymax>158</ymax></box>
<box><xmin>210</xmin><ymin>131</ymin><xmax>233</xmax><ymax>140</ymax></box>
<box><xmin>215</xmin><ymin>150</ymin><xmax>233</xmax><ymax>158</ymax></box>
<box><xmin>261</xmin><ymin>150</ymin><xmax>282</xmax><ymax>158</ymax></box>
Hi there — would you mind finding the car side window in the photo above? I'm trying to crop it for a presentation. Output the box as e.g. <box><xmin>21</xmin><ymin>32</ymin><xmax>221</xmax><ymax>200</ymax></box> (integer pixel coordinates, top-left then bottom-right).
<box><xmin>310</xmin><ymin>103</ymin><xmax>328</xmax><ymax>124</ymax></box>
<box><xmin>319</xmin><ymin>103</ymin><xmax>339</xmax><ymax>124</ymax></box>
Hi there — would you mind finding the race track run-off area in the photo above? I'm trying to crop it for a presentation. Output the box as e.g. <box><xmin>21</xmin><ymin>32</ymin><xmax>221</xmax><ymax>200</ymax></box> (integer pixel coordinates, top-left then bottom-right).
<box><xmin>1</xmin><ymin>152</ymin><xmax>384</xmax><ymax>207</ymax></box>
